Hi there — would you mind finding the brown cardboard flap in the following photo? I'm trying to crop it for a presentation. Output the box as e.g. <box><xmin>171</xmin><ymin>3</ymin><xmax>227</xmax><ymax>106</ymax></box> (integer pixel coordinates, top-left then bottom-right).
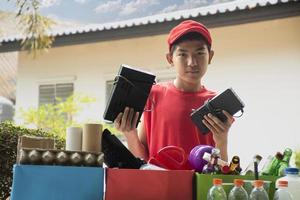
<box><xmin>17</xmin><ymin>136</ymin><xmax>55</xmax><ymax>162</ymax></box>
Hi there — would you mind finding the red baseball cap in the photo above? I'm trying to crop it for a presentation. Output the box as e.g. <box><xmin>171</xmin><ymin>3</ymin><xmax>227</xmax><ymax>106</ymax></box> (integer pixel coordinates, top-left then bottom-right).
<box><xmin>167</xmin><ymin>20</ymin><xmax>212</xmax><ymax>52</ymax></box>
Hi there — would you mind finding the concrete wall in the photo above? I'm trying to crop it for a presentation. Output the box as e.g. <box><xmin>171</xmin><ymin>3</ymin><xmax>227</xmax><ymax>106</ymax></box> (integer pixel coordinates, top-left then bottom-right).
<box><xmin>16</xmin><ymin>16</ymin><xmax>300</xmax><ymax>167</ymax></box>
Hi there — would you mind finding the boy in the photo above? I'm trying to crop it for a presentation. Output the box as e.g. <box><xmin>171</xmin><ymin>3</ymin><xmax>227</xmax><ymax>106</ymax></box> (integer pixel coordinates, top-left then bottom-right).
<box><xmin>114</xmin><ymin>20</ymin><xmax>233</xmax><ymax>164</ymax></box>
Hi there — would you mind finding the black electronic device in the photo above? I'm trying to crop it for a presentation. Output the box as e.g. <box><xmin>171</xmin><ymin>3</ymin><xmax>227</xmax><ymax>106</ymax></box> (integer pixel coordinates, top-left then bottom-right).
<box><xmin>103</xmin><ymin>64</ymin><xmax>156</xmax><ymax>126</ymax></box>
<box><xmin>102</xmin><ymin>129</ymin><xmax>145</xmax><ymax>169</ymax></box>
<box><xmin>191</xmin><ymin>88</ymin><xmax>245</xmax><ymax>134</ymax></box>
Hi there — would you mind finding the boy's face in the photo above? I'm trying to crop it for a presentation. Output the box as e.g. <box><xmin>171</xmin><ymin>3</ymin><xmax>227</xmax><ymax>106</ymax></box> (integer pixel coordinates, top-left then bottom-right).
<box><xmin>167</xmin><ymin>40</ymin><xmax>214</xmax><ymax>85</ymax></box>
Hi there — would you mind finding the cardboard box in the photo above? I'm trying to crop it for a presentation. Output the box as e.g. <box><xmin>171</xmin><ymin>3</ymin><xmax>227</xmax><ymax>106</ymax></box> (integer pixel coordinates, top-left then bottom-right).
<box><xmin>10</xmin><ymin>165</ymin><xmax>104</xmax><ymax>200</ymax></box>
<box><xmin>195</xmin><ymin>173</ymin><xmax>278</xmax><ymax>200</ymax></box>
<box><xmin>105</xmin><ymin>168</ymin><xmax>194</xmax><ymax>200</ymax></box>
<box><xmin>18</xmin><ymin>135</ymin><xmax>55</xmax><ymax>149</ymax></box>
<box><xmin>17</xmin><ymin>136</ymin><xmax>55</xmax><ymax>162</ymax></box>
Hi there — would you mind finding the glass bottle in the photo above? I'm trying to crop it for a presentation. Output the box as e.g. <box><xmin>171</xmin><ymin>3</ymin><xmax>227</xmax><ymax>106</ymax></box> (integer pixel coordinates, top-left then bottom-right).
<box><xmin>273</xmin><ymin>180</ymin><xmax>293</xmax><ymax>200</ymax></box>
<box><xmin>207</xmin><ymin>178</ymin><xmax>227</xmax><ymax>200</ymax></box>
<box><xmin>228</xmin><ymin>179</ymin><xmax>249</xmax><ymax>200</ymax></box>
<box><xmin>260</xmin><ymin>152</ymin><xmax>283</xmax><ymax>176</ymax></box>
<box><xmin>277</xmin><ymin>148</ymin><xmax>293</xmax><ymax>176</ymax></box>
<box><xmin>249</xmin><ymin>180</ymin><xmax>269</xmax><ymax>200</ymax></box>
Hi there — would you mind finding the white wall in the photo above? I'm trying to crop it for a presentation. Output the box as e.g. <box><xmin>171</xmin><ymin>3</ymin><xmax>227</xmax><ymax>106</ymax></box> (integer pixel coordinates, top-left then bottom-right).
<box><xmin>16</xmin><ymin>16</ymin><xmax>300</xmax><ymax>168</ymax></box>
<box><xmin>204</xmin><ymin>16</ymin><xmax>300</xmax><ymax>167</ymax></box>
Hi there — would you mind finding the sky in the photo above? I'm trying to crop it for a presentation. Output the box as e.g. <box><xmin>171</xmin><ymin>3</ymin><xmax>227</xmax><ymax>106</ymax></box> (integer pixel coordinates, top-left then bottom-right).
<box><xmin>0</xmin><ymin>0</ymin><xmax>234</xmax><ymax>24</ymax></box>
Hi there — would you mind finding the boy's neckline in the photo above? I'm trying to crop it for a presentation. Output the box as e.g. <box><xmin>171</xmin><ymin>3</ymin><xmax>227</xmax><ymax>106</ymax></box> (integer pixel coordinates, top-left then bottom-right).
<box><xmin>171</xmin><ymin>79</ymin><xmax>205</xmax><ymax>93</ymax></box>
<box><xmin>169</xmin><ymin>80</ymin><xmax>206</xmax><ymax>94</ymax></box>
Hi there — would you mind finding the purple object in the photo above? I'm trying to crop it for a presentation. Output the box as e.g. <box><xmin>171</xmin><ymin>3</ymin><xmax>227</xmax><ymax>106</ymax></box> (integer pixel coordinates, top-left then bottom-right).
<box><xmin>188</xmin><ymin>145</ymin><xmax>213</xmax><ymax>172</ymax></box>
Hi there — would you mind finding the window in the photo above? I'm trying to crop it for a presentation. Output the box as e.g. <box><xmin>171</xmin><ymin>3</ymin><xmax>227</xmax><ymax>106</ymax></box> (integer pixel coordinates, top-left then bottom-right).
<box><xmin>39</xmin><ymin>83</ymin><xmax>74</xmax><ymax>106</ymax></box>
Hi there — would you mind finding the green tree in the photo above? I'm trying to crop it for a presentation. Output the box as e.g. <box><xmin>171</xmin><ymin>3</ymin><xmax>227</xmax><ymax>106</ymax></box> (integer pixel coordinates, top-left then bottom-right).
<box><xmin>19</xmin><ymin>93</ymin><xmax>96</xmax><ymax>138</ymax></box>
<box><xmin>8</xmin><ymin>0</ymin><xmax>55</xmax><ymax>55</ymax></box>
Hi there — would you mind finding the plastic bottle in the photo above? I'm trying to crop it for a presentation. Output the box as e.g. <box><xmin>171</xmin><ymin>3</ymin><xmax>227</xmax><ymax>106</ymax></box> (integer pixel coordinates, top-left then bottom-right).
<box><xmin>273</xmin><ymin>180</ymin><xmax>293</xmax><ymax>200</ymax></box>
<box><xmin>243</xmin><ymin>154</ymin><xmax>262</xmax><ymax>176</ymax></box>
<box><xmin>207</xmin><ymin>178</ymin><xmax>227</xmax><ymax>200</ymax></box>
<box><xmin>228</xmin><ymin>179</ymin><xmax>249</xmax><ymax>200</ymax></box>
<box><xmin>276</xmin><ymin>167</ymin><xmax>300</xmax><ymax>200</ymax></box>
<box><xmin>249</xmin><ymin>180</ymin><xmax>269</xmax><ymax>200</ymax></box>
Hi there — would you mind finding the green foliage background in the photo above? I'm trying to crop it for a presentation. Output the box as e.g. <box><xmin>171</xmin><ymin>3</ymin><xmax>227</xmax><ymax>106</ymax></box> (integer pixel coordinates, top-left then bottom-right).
<box><xmin>20</xmin><ymin>94</ymin><xmax>93</xmax><ymax>137</ymax></box>
<box><xmin>19</xmin><ymin>93</ymin><xmax>121</xmax><ymax>138</ymax></box>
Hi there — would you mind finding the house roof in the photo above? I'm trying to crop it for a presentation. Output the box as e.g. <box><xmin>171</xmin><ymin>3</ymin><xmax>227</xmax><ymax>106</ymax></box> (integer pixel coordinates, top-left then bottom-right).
<box><xmin>0</xmin><ymin>10</ymin><xmax>82</xmax><ymax>43</ymax></box>
<box><xmin>0</xmin><ymin>0</ymin><xmax>299</xmax><ymax>52</ymax></box>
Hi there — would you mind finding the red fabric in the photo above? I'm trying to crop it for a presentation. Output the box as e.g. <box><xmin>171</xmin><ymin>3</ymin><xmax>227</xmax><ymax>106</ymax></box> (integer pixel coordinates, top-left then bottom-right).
<box><xmin>144</xmin><ymin>82</ymin><xmax>216</xmax><ymax>164</ymax></box>
<box><xmin>105</xmin><ymin>168</ymin><xmax>194</xmax><ymax>200</ymax></box>
<box><xmin>167</xmin><ymin>20</ymin><xmax>212</xmax><ymax>51</ymax></box>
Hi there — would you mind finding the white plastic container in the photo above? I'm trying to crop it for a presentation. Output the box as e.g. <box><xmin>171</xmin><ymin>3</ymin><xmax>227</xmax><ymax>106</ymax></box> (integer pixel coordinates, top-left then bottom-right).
<box><xmin>275</xmin><ymin>167</ymin><xmax>300</xmax><ymax>200</ymax></box>
<box><xmin>273</xmin><ymin>180</ymin><xmax>293</xmax><ymax>200</ymax></box>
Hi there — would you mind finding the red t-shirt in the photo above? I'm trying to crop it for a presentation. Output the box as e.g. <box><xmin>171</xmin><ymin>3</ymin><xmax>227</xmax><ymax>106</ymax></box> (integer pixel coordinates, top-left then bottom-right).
<box><xmin>143</xmin><ymin>82</ymin><xmax>216</xmax><ymax>159</ymax></box>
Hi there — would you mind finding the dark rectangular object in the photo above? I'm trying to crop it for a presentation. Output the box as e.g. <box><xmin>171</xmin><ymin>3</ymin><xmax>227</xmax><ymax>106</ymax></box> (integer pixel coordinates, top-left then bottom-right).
<box><xmin>102</xmin><ymin>129</ymin><xmax>144</xmax><ymax>169</ymax></box>
<box><xmin>191</xmin><ymin>88</ymin><xmax>245</xmax><ymax>134</ymax></box>
<box><xmin>103</xmin><ymin>64</ymin><xmax>156</xmax><ymax>126</ymax></box>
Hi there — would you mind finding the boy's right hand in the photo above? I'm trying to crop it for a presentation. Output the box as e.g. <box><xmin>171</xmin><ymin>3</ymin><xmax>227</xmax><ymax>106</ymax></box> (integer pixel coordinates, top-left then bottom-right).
<box><xmin>114</xmin><ymin>107</ymin><xmax>139</xmax><ymax>135</ymax></box>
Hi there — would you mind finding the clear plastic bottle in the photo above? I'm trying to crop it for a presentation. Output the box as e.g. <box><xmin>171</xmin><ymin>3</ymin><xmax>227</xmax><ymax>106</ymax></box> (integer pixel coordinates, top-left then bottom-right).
<box><xmin>207</xmin><ymin>178</ymin><xmax>227</xmax><ymax>200</ymax></box>
<box><xmin>273</xmin><ymin>180</ymin><xmax>293</xmax><ymax>200</ymax></box>
<box><xmin>249</xmin><ymin>180</ymin><xmax>269</xmax><ymax>200</ymax></box>
<box><xmin>276</xmin><ymin>167</ymin><xmax>300</xmax><ymax>200</ymax></box>
<box><xmin>243</xmin><ymin>154</ymin><xmax>262</xmax><ymax>176</ymax></box>
<box><xmin>228</xmin><ymin>179</ymin><xmax>249</xmax><ymax>200</ymax></box>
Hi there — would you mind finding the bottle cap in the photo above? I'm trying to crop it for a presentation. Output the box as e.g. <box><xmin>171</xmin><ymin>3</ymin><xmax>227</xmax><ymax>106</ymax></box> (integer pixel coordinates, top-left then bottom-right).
<box><xmin>213</xmin><ymin>178</ymin><xmax>222</xmax><ymax>185</ymax></box>
<box><xmin>285</xmin><ymin>167</ymin><xmax>299</xmax><ymax>175</ymax></box>
<box><xmin>284</xmin><ymin>148</ymin><xmax>293</xmax><ymax>156</ymax></box>
<box><xmin>231</xmin><ymin>156</ymin><xmax>240</xmax><ymax>164</ymax></box>
<box><xmin>253</xmin><ymin>180</ymin><xmax>264</xmax><ymax>188</ymax></box>
<box><xmin>277</xmin><ymin>180</ymin><xmax>288</xmax><ymax>187</ymax></box>
<box><xmin>234</xmin><ymin>179</ymin><xmax>244</xmax><ymax>187</ymax></box>
<box><xmin>275</xmin><ymin>152</ymin><xmax>284</xmax><ymax>160</ymax></box>
<box><xmin>253</xmin><ymin>154</ymin><xmax>262</xmax><ymax>162</ymax></box>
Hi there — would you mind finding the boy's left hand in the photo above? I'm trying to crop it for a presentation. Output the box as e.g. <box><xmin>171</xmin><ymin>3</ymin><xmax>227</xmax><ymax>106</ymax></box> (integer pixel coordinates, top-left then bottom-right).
<box><xmin>202</xmin><ymin>110</ymin><xmax>234</xmax><ymax>144</ymax></box>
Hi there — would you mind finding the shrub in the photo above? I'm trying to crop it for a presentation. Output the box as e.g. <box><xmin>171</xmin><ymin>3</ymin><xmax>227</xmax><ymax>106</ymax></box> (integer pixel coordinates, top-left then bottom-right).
<box><xmin>0</xmin><ymin>122</ymin><xmax>65</xmax><ymax>200</ymax></box>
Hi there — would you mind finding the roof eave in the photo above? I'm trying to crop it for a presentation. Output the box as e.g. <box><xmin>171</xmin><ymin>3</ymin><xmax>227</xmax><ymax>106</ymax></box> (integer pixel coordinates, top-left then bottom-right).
<box><xmin>0</xmin><ymin>1</ymin><xmax>299</xmax><ymax>53</ymax></box>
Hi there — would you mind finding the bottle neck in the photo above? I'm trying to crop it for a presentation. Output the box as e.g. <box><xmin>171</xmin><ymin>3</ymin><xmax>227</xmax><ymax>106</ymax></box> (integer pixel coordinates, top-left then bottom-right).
<box><xmin>277</xmin><ymin>186</ymin><xmax>288</xmax><ymax>189</ymax></box>
<box><xmin>286</xmin><ymin>173</ymin><xmax>299</xmax><ymax>177</ymax></box>
<box><xmin>214</xmin><ymin>184</ymin><xmax>222</xmax><ymax>187</ymax></box>
<box><xmin>254</xmin><ymin>185</ymin><xmax>265</xmax><ymax>190</ymax></box>
<box><xmin>282</xmin><ymin>155</ymin><xmax>291</xmax><ymax>162</ymax></box>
